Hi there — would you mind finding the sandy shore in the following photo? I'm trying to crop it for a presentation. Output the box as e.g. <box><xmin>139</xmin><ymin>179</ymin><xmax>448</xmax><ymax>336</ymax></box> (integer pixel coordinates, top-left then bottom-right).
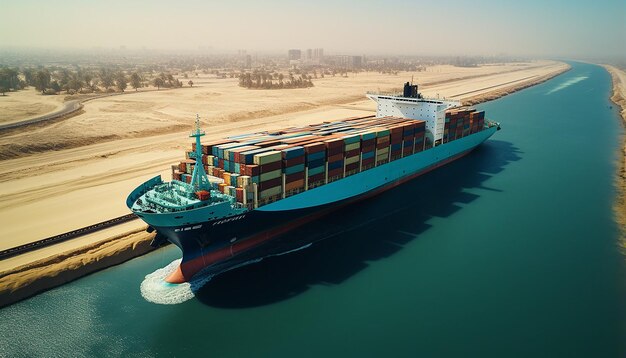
<box><xmin>0</xmin><ymin>60</ymin><xmax>570</xmax><ymax>307</ymax></box>
<box><xmin>603</xmin><ymin>65</ymin><xmax>626</xmax><ymax>248</ymax></box>
<box><xmin>0</xmin><ymin>227</ymin><xmax>155</xmax><ymax>308</ymax></box>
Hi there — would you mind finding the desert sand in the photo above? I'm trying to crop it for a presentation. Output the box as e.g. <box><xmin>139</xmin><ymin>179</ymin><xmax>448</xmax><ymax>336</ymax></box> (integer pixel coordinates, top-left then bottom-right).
<box><xmin>603</xmin><ymin>65</ymin><xmax>626</xmax><ymax>246</ymax></box>
<box><xmin>0</xmin><ymin>88</ymin><xmax>66</xmax><ymax>125</ymax></box>
<box><xmin>0</xmin><ymin>60</ymin><xmax>570</xmax><ymax>306</ymax></box>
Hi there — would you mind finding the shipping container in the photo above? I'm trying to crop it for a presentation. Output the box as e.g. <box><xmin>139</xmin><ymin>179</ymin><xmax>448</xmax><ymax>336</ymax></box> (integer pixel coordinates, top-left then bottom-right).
<box><xmin>260</xmin><ymin>169</ymin><xmax>282</xmax><ymax>182</ymax></box>
<box><xmin>253</xmin><ymin>151</ymin><xmax>282</xmax><ymax>165</ymax></box>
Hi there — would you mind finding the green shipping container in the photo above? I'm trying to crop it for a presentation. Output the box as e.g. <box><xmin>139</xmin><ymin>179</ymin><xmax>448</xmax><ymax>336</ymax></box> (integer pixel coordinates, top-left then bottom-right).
<box><xmin>260</xmin><ymin>169</ymin><xmax>282</xmax><ymax>181</ymax></box>
<box><xmin>253</xmin><ymin>151</ymin><xmax>282</xmax><ymax>165</ymax></box>
<box><xmin>259</xmin><ymin>185</ymin><xmax>282</xmax><ymax>198</ymax></box>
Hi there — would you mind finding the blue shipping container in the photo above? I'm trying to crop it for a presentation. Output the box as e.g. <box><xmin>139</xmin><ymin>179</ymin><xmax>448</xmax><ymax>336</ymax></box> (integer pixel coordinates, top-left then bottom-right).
<box><xmin>308</xmin><ymin>166</ymin><xmax>325</xmax><ymax>176</ymax></box>
<box><xmin>362</xmin><ymin>151</ymin><xmax>375</xmax><ymax>159</ymax></box>
<box><xmin>285</xmin><ymin>164</ymin><xmax>305</xmax><ymax>175</ymax></box>
<box><xmin>307</xmin><ymin>158</ymin><xmax>325</xmax><ymax>168</ymax></box>
<box><xmin>282</xmin><ymin>146</ymin><xmax>305</xmax><ymax>159</ymax></box>
<box><xmin>328</xmin><ymin>160</ymin><xmax>344</xmax><ymax>170</ymax></box>
<box><xmin>306</xmin><ymin>151</ymin><xmax>326</xmax><ymax>162</ymax></box>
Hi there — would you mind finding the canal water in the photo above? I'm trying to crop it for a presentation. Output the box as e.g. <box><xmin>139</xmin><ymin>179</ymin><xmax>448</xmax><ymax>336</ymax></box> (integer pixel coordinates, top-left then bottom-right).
<box><xmin>1</xmin><ymin>62</ymin><xmax>624</xmax><ymax>357</ymax></box>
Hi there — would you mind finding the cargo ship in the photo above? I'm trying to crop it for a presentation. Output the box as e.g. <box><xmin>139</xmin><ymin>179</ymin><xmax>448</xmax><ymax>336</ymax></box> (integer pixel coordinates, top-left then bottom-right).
<box><xmin>127</xmin><ymin>83</ymin><xmax>500</xmax><ymax>283</ymax></box>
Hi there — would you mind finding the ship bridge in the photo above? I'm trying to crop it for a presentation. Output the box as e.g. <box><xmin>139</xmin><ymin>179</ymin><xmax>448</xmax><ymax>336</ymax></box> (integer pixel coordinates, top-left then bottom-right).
<box><xmin>367</xmin><ymin>82</ymin><xmax>461</xmax><ymax>144</ymax></box>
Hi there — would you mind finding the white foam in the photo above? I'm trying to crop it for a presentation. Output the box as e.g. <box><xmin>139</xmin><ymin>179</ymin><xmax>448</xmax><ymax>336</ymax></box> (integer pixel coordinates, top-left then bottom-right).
<box><xmin>140</xmin><ymin>243</ymin><xmax>314</xmax><ymax>305</ymax></box>
<box><xmin>271</xmin><ymin>243</ymin><xmax>312</xmax><ymax>256</ymax></box>
<box><xmin>140</xmin><ymin>259</ymin><xmax>199</xmax><ymax>305</ymax></box>
<box><xmin>546</xmin><ymin>76</ymin><xmax>588</xmax><ymax>95</ymax></box>
<box><xmin>140</xmin><ymin>257</ymin><xmax>262</xmax><ymax>305</ymax></box>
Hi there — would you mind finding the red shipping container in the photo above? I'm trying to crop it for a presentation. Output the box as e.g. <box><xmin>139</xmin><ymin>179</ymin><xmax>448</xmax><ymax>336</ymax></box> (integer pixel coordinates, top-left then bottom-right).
<box><xmin>328</xmin><ymin>168</ymin><xmax>343</xmax><ymax>177</ymax></box>
<box><xmin>283</xmin><ymin>156</ymin><xmax>305</xmax><ymax>167</ymax></box>
<box><xmin>218</xmin><ymin>159</ymin><xmax>224</xmax><ymax>169</ymax></box>
<box><xmin>196</xmin><ymin>190</ymin><xmax>211</xmax><ymax>201</ymax></box>
<box><xmin>376</xmin><ymin>142</ymin><xmax>390</xmax><ymax>150</ymax></box>
<box><xmin>258</xmin><ymin>177</ymin><xmax>282</xmax><ymax>191</ymax></box>
<box><xmin>303</xmin><ymin>142</ymin><xmax>326</xmax><ymax>153</ymax></box>
<box><xmin>324</xmin><ymin>138</ymin><xmax>344</xmax><ymax>149</ymax></box>
<box><xmin>328</xmin><ymin>153</ymin><xmax>343</xmax><ymax>162</ymax></box>
<box><xmin>327</xmin><ymin>146</ymin><xmax>344</xmax><ymax>156</ymax></box>
<box><xmin>345</xmin><ymin>148</ymin><xmax>360</xmax><ymax>158</ymax></box>
<box><xmin>346</xmin><ymin>162</ymin><xmax>359</xmax><ymax>171</ymax></box>
<box><xmin>362</xmin><ymin>144</ymin><xmax>376</xmax><ymax>153</ymax></box>
<box><xmin>259</xmin><ymin>161</ymin><xmax>282</xmax><ymax>173</ymax></box>
<box><xmin>361</xmin><ymin>138</ymin><xmax>376</xmax><ymax>147</ymax></box>
<box><xmin>235</xmin><ymin>188</ymin><xmax>244</xmax><ymax>202</ymax></box>
<box><xmin>286</xmin><ymin>172</ymin><xmax>305</xmax><ymax>182</ymax></box>
<box><xmin>244</xmin><ymin>165</ymin><xmax>260</xmax><ymax>176</ymax></box>
<box><xmin>285</xmin><ymin>179</ymin><xmax>305</xmax><ymax>191</ymax></box>
<box><xmin>308</xmin><ymin>173</ymin><xmax>325</xmax><ymax>182</ymax></box>
<box><xmin>362</xmin><ymin>157</ymin><xmax>375</xmax><ymax>165</ymax></box>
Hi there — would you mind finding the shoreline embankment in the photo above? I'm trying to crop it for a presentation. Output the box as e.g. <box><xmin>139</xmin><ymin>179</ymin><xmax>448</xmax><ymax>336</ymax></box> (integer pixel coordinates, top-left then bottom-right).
<box><xmin>603</xmin><ymin>65</ymin><xmax>626</xmax><ymax>250</ymax></box>
<box><xmin>462</xmin><ymin>65</ymin><xmax>571</xmax><ymax>106</ymax></box>
<box><xmin>0</xmin><ymin>228</ymin><xmax>156</xmax><ymax>308</ymax></box>
<box><xmin>0</xmin><ymin>62</ymin><xmax>572</xmax><ymax>309</ymax></box>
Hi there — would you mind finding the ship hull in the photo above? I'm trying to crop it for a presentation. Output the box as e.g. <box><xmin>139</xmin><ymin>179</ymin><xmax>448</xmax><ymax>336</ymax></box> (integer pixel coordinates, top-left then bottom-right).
<box><xmin>153</xmin><ymin>127</ymin><xmax>497</xmax><ymax>283</ymax></box>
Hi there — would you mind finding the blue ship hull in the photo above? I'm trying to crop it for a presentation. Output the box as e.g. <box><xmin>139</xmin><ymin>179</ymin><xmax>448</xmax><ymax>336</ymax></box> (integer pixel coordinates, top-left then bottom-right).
<box><xmin>152</xmin><ymin>127</ymin><xmax>498</xmax><ymax>283</ymax></box>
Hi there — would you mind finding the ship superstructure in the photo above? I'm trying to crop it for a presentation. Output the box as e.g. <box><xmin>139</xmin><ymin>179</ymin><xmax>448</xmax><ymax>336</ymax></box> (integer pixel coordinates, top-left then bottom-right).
<box><xmin>127</xmin><ymin>82</ymin><xmax>500</xmax><ymax>283</ymax></box>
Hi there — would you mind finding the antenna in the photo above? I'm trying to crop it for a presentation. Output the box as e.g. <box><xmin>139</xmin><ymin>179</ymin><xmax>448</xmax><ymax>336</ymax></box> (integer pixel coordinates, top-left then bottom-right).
<box><xmin>411</xmin><ymin>75</ymin><xmax>414</xmax><ymax>85</ymax></box>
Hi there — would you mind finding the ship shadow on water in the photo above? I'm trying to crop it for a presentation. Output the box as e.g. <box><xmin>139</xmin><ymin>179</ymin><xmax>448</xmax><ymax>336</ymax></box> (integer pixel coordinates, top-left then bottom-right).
<box><xmin>194</xmin><ymin>140</ymin><xmax>521</xmax><ymax>308</ymax></box>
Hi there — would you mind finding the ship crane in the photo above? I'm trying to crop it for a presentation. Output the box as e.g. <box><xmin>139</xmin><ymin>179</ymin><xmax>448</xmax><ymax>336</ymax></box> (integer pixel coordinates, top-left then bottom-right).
<box><xmin>189</xmin><ymin>114</ymin><xmax>211</xmax><ymax>192</ymax></box>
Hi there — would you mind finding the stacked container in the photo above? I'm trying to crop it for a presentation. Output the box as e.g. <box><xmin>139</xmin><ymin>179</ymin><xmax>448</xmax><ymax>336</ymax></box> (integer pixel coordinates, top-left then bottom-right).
<box><xmin>175</xmin><ymin>113</ymin><xmax>476</xmax><ymax>208</ymax></box>
<box><xmin>304</xmin><ymin>142</ymin><xmax>326</xmax><ymax>189</ymax></box>
<box><xmin>375</xmin><ymin>128</ymin><xmax>390</xmax><ymax>166</ymax></box>
<box><xmin>359</xmin><ymin>131</ymin><xmax>377</xmax><ymax>171</ymax></box>
<box><xmin>343</xmin><ymin>134</ymin><xmax>361</xmax><ymax>176</ymax></box>
<box><xmin>254</xmin><ymin>151</ymin><xmax>282</xmax><ymax>203</ymax></box>
<box><xmin>325</xmin><ymin>138</ymin><xmax>345</xmax><ymax>182</ymax></box>
<box><xmin>389</xmin><ymin>125</ymin><xmax>404</xmax><ymax>161</ymax></box>
<box><xmin>414</xmin><ymin>121</ymin><xmax>426</xmax><ymax>152</ymax></box>
<box><xmin>281</xmin><ymin>146</ymin><xmax>306</xmax><ymax>197</ymax></box>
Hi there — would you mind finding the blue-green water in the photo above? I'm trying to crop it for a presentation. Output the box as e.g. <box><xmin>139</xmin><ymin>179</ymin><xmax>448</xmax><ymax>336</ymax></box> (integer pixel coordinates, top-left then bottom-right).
<box><xmin>1</xmin><ymin>62</ymin><xmax>625</xmax><ymax>357</ymax></box>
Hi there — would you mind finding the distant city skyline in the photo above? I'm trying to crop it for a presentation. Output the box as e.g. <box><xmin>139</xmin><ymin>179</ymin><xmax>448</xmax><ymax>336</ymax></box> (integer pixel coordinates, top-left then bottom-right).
<box><xmin>1</xmin><ymin>0</ymin><xmax>624</xmax><ymax>59</ymax></box>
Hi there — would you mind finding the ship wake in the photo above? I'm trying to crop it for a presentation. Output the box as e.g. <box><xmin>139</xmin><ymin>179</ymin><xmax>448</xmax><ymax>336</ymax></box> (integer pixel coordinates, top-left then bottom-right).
<box><xmin>546</xmin><ymin>75</ymin><xmax>588</xmax><ymax>94</ymax></box>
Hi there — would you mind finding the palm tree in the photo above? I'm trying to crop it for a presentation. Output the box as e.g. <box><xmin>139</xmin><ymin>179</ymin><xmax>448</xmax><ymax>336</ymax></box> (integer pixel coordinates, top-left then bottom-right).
<box><xmin>153</xmin><ymin>77</ymin><xmax>164</xmax><ymax>90</ymax></box>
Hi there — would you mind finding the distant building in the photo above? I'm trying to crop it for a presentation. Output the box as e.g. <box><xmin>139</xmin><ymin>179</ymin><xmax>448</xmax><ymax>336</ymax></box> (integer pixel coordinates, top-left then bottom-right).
<box><xmin>245</xmin><ymin>54</ymin><xmax>252</xmax><ymax>69</ymax></box>
<box><xmin>306</xmin><ymin>48</ymin><xmax>313</xmax><ymax>60</ymax></box>
<box><xmin>351</xmin><ymin>56</ymin><xmax>362</xmax><ymax>68</ymax></box>
<box><xmin>313</xmin><ymin>48</ymin><xmax>324</xmax><ymax>61</ymax></box>
<box><xmin>288</xmin><ymin>49</ymin><xmax>301</xmax><ymax>61</ymax></box>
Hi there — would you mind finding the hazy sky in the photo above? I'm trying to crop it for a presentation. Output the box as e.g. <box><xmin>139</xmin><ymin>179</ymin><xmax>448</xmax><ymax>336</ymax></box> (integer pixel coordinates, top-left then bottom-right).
<box><xmin>1</xmin><ymin>0</ymin><xmax>624</xmax><ymax>58</ymax></box>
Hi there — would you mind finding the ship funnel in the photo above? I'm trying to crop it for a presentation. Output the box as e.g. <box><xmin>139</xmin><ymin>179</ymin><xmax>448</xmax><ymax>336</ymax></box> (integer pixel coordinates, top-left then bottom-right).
<box><xmin>403</xmin><ymin>82</ymin><xmax>419</xmax><ymax>98</ymax></box>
